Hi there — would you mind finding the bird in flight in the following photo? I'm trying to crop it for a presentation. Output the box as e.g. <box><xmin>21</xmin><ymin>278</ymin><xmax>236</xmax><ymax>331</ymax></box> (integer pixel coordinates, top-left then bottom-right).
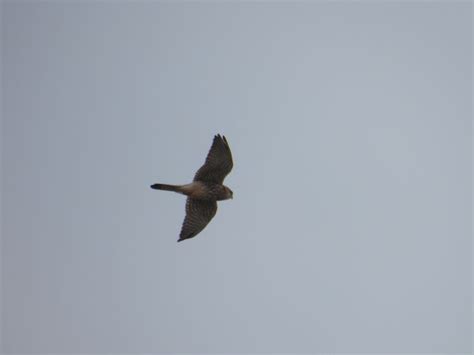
<box><xmin>151</xmin><ymin>134</ymin><xmax>233</xmax><ymax>242</ymax></box>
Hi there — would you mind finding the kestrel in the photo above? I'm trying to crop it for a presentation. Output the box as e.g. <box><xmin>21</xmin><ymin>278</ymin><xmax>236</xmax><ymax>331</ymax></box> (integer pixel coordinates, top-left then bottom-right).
<box><xmin>151</xmin><ymin>134</ymin><xmax>233</xmax><ymax>242</ymax></box>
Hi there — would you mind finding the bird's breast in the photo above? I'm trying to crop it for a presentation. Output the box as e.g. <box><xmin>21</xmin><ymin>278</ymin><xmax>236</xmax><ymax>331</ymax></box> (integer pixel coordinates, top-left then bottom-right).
<box><xmin>181</xmin><ymin>181</ymin><xmax>211</xmax><ymax>200</ymax></box>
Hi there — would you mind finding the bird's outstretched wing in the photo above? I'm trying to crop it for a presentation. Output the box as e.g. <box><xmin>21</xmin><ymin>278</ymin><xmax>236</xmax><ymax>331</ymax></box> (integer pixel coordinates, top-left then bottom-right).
<box><xmin>193</xmin><ymin>134</ymin><xmax>233</xmax><ymax>184</ymax></box>
<box><xmin>178</xmin><ymin>198</ymin><xmax>218</xmax><ymax>242</ymax></box>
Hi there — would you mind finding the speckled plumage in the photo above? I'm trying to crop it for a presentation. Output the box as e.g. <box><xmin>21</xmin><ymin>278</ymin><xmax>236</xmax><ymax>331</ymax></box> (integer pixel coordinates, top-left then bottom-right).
<box><xmin>151</xmin><ymin>134</ymin><xmax>234</xmax><ymax>242</ymax></box>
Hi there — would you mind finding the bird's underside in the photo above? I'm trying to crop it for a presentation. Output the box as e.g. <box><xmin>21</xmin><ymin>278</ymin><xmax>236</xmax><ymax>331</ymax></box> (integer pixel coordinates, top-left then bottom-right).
<box><xmin>151</xmin><ymin>134</ymin><xmax>233</xmax><ymax>242</ymax></box>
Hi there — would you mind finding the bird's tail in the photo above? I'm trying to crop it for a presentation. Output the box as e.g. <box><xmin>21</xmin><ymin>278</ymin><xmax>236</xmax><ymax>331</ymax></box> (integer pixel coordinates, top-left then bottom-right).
<box><xmin>150</xmin><ymin>183</ymin><xmax>181</xmax><ymax>192</ymax></box>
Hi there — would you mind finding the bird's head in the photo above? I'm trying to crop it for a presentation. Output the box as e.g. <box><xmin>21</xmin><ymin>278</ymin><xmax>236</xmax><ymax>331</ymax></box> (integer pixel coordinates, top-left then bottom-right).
<box><xmin>223</xmin><ymin>185</ymin><xmax>233</xmax><ymax>200</ymax></box>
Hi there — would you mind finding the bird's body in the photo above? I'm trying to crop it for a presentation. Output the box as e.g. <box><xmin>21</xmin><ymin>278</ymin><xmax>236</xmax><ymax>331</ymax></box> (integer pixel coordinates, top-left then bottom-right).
<box><xmin>151</xmin><ymin>134</ymin><xmax>233</xmax><ymax>242</ymax></box>
<box><xmin>151</xmin><ymin>181</ymin><xmax>231</xmax><ymax>201</ymax></box>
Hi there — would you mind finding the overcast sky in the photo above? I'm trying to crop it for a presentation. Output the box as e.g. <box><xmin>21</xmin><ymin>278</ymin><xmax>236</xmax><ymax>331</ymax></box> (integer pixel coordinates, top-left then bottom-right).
<box><xmin>2</xmin><ymin>1</ymin><xmax>472</xmax><ymax>353</ymax></box>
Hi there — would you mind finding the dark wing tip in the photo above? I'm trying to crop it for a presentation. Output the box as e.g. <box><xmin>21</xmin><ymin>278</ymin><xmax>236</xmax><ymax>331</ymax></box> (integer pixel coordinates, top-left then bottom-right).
<box><xmin>214</xmin><ymin>134</ymin><xmax>229</xmax><ymax>146</ymax></box>
<box><xmin>177</xmin><ymin>234</ymin><xmax>188</xmax><ymax>242</ymax></box>
<box><xmin>178</xmin><ymin>235</ymin><xmax>193</xmax><ymax>242</ymax></box>
<box><xmin>178</xmin><ymin>231</ymin><xmax>196</xmax><ymax>242</ymax></box>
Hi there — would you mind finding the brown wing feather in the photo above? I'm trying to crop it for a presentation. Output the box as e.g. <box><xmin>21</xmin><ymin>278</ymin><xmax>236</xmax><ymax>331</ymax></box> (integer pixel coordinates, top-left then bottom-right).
<box><xmin>193</xmin><ymin>134</ymin><xmax>233</xmax><ymax>184</ymax></box>
<box><xmin>178</xmin><ymin>198</ymin><xmax>218</xmax><ymax>242</ymax></box>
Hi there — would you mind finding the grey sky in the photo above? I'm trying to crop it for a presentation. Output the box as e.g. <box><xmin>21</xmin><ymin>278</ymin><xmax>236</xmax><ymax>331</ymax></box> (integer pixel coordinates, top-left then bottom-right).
<box><xmin>1</xmin><ymin>1</ymin><xmax>472</xmax><ymax>353</ymax></box>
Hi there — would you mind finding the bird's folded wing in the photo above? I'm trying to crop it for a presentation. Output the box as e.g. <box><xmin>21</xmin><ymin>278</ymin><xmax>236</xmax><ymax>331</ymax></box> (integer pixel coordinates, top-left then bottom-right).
<box><xmin>178</xmin><ymin>198</ymin><xmax>218</xmax><ymax>242</ymax></box>
<box><xmin>193</xmin><ymin>134</ymin><xmax>233</xmax><ymax>184</ymax></box>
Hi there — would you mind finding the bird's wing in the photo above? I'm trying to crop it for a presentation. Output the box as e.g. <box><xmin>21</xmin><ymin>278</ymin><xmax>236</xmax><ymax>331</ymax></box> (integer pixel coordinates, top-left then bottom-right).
<box><xmin>193</xmin><ymin>134</ymin><xmax>233</xmax><ymax>184</ymax></box>
<box><xmin>178</xmin><ymin>198</ymin><xmax>218</xmax><ymax>242</ymax></box>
